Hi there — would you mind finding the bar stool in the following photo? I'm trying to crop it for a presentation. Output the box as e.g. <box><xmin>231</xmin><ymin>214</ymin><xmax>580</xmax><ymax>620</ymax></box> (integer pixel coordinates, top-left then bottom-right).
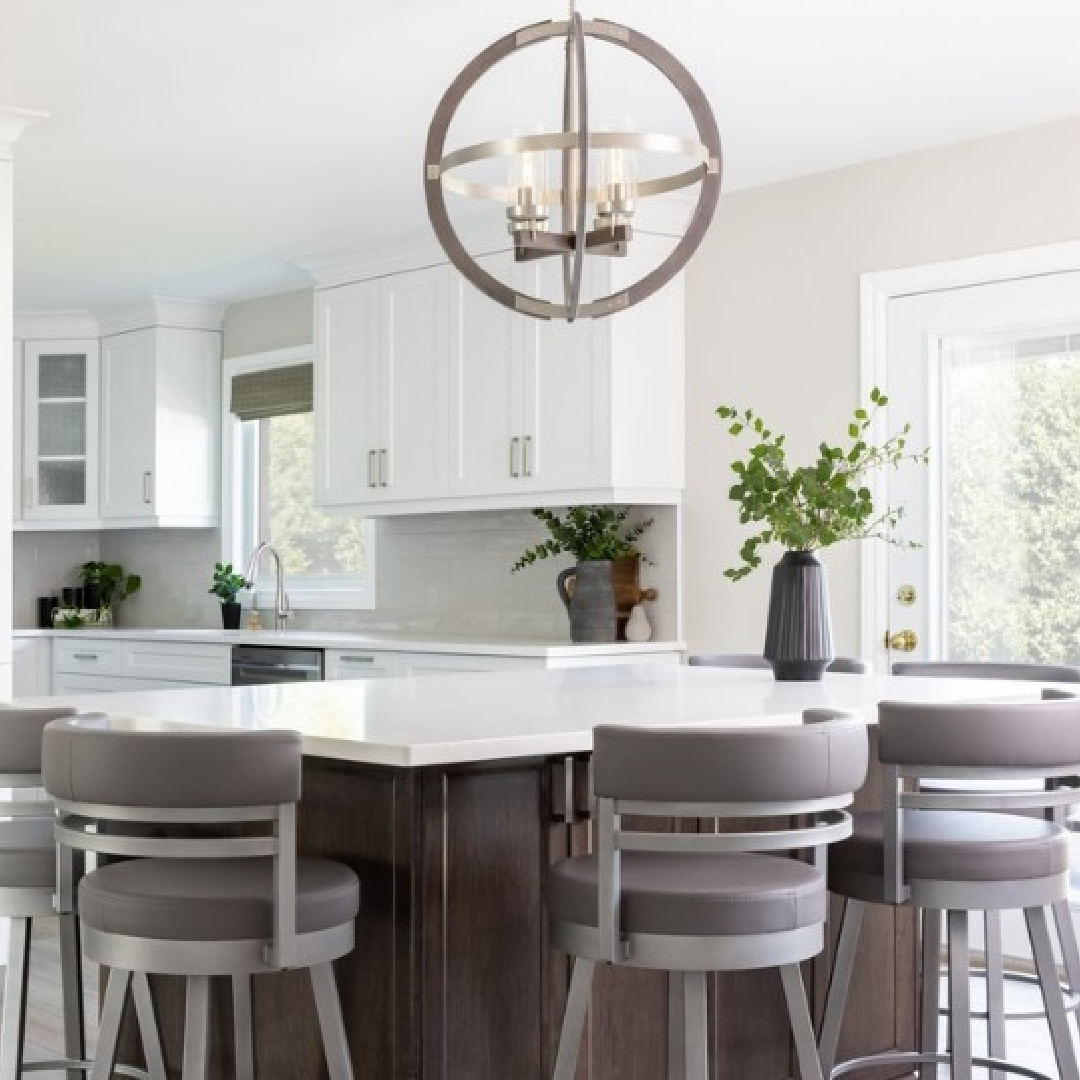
<box><xmin>548</xmin><ymin>710</ymin><xmax>868</xmax><ymax>1080</ymax></box>
<box><xmin>41</xmin><ymin>717</ymin><xmax>360</xmax><ymax>1080</ymax></box>
<box><xmin>818</xmin><ymin>696</ymin><xmax>1080</xmax><ymax>1080</ymax></box>
<box><xmin>893</xmin><ymin>663</ymin><xmax>1080</xmax><ymax>1061</ymax></box>
<box><xmin>689</xmin><ymin>653</ymin><xmax>870</xmax><ymax>673</ymax></box>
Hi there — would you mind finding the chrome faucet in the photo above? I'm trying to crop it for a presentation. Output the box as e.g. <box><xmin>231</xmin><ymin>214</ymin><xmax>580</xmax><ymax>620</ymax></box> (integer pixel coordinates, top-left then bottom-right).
<box><xmin>243</xmin><ymin>541</ymin><xmax>291</xmax><ymax>630</ymax></box>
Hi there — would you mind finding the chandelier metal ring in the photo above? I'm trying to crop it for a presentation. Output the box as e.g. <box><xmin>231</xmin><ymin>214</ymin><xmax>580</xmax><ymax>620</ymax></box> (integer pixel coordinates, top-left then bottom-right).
<box><xmin>424</xmin><ymin>14</ymin><xmax>722</xmax><ymax>321</ymax></box>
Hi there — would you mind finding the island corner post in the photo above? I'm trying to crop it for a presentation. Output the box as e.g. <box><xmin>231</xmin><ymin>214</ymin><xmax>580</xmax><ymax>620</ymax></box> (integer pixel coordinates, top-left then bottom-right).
<box><xmin>115</xmin><ymin>729</ymin><xmax>914</xmax><ymax>1079</ymax></box>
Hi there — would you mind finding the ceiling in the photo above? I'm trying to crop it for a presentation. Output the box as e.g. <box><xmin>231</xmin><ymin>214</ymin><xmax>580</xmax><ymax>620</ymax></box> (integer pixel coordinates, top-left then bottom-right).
<box><xmin>5</xmin><ymin>0</ymin><xmax>1080</xmax><ymax>312</ymax></box>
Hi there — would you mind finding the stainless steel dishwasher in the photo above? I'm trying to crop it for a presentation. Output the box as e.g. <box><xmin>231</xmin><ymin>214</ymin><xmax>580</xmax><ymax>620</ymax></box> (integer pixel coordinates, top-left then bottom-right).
<box><xmin>230</xmin><ymin>644</ymin><xmax>324</xmax><ymax>685</ymax></box>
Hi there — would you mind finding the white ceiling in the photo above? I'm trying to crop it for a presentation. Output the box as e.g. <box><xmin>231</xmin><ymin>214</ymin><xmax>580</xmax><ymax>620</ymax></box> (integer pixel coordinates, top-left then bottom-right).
<box><xmin>5</xmin><ymin>0</ymin><xmax>1080</xmax><ymax>311</ymax></box>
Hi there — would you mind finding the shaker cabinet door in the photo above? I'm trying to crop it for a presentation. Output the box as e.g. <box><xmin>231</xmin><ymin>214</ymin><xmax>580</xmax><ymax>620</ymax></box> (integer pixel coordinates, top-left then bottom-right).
<box><xmin>100</xmin><ymin>329</ymin><xmax>156</xmax><ymax>518</ymax></box>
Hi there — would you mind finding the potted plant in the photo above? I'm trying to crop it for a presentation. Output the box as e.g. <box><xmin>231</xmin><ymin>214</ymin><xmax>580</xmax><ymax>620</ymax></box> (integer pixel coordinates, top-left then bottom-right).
<box><xmin>210</xmin><ymin>562</ymin><xmax>247</xmax><ymax>630</ymax></box>
<box><xmin>78</xmin><ymin>561</ymin><xmax>142</xmax><ymax>627</ymax></box>
<box><xmin>512</xmin><ymin>506</ymin><xmax>652</xmax><ymax>643</ymax></box>
<box><xmin>717</xmin><ymin>387</ymin><xmax>926</xmax><ymax>680</ymax></box>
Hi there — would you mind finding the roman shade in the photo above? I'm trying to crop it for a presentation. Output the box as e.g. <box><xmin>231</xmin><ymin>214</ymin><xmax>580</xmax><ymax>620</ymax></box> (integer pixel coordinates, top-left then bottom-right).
<box><xmin>229</xmin><ymin>363</ymin><xmax>313</xmax><ymax>421</ymax></box>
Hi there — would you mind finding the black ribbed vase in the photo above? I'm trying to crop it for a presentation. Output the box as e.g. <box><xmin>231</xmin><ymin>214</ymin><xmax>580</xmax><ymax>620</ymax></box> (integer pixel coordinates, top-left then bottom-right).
<box><xmin>763</xmin><ymin>550</ymin><xmax>834</xmax><ymax>681</ymax></box>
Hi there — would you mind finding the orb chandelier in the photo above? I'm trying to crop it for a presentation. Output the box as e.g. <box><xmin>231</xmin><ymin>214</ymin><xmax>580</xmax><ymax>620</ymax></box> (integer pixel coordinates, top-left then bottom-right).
<box><xmin>424</xmin><ymin>3</ymin><xmax>722</xmax><ymax>322</ymax></box>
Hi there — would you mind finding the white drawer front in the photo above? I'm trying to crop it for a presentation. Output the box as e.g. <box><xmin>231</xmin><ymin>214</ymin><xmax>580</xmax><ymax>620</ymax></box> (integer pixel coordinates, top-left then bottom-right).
<box><xmin>123</xmin><ymin>643</ymin><xmax>231</xmax><ymax>685</ymax></box>
<box><xmin>53</xmin><ymin>639</ymin><xmax>127</xmax><ymax>677</ymax></box>
<box><xmin>391</xmin><ymin>653</ymin><xmax>536</xmax><ymax>676</ymax></box>
<box><xmin>325</xmin><ymin>650</ymin><xmax>397</xmax><ymax>681</ymax></box>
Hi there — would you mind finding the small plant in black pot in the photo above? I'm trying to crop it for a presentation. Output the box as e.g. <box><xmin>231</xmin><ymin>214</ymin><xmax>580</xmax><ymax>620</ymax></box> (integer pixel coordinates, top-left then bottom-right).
<box><xmin>210</xmin><ymin>563</ymin><xmax>247</xmax><ymax>630</ymax></box>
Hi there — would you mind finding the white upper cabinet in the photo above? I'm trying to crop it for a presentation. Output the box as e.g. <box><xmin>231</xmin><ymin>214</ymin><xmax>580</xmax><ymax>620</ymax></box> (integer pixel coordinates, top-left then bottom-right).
<box><xmin>20</xmin><ymin>339</ymin><xmax>100</xmax><ymax>523</ymax></box>
<box><xmin>315</xmin><ymin>265</ymin><xmax>448</xmax><ymax>507</ymax></box>
<box><xmin>311</xmin><ymin>230</ymin><xmax>685</xmax><ymax>513</ymax></box>
<box><xmin>100</xmin><ymin>326</ymin><xmax>221</xmax><ymax>526</ymax></box>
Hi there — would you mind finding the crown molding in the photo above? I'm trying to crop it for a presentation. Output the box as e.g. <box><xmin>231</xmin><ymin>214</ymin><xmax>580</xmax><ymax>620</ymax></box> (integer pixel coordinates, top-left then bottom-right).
<box><xmin>13</xmin><ymin>310</ymin><xmax>99</xmax><ymax>340</ymax></box>
<box><xmin>0</xmin><ymin>108</ymin><xmax>47</xmax><ymax>159</ymax></box>
<box><xmin>95</xmin><ymin>296</ymin><xmax>225</xmax><ymax>337</ymax></box>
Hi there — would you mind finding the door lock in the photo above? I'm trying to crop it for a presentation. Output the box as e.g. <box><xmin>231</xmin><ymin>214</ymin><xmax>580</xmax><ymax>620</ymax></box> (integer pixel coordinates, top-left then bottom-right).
<box><xmin>885</xmin><ymin>629</ymin><xmax>918</xmax><ymax>652</ymax></box>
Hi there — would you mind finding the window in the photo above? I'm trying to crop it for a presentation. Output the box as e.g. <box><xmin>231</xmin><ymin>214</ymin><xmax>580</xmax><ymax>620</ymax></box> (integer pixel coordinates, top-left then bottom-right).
<box><xmin>222</xmin><ymin>350</ymin><xmax>375</xmax><ymax>609</ymax></box>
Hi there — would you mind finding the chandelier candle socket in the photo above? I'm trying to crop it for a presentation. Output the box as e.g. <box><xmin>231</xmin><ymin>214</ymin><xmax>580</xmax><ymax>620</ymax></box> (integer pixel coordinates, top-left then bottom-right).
<box><xmin>424</xmin><ymin>2</ymin><xmax>722</xmax><ymax>321</ymax></box>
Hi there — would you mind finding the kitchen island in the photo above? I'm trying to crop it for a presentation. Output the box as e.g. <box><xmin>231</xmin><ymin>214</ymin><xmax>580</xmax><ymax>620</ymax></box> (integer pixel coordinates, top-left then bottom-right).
<box><xmin>49</xmin><ymin>665</ymin><xmax>1037</xmax><ymax>1079</ymax></box>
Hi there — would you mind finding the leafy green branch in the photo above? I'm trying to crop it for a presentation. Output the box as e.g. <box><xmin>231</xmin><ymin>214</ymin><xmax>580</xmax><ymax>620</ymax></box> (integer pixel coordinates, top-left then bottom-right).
<box><xmin>512</xmin><ymin>506</ymin><xmax>652</xmax><ymax>571</ymax></box>
<box><xmin>717</xmin><ymin>387</ymin><xmax>929</xmax><ymax>581</ymax></box>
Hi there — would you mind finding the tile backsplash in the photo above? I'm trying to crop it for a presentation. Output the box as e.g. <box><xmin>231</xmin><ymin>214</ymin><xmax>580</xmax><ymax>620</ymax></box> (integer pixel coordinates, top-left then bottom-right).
<box><xmin>13</xmin><ymin>508</ymin><xmax>675</xmax><ymax>641</ymax></box>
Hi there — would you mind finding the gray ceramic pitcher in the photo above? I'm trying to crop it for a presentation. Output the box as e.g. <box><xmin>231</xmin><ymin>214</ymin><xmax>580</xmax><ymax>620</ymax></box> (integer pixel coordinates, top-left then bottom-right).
<box><xmin>556</xmin><ymin>560</ymin><xmax>618</xmax><ymax>643</ymax></box>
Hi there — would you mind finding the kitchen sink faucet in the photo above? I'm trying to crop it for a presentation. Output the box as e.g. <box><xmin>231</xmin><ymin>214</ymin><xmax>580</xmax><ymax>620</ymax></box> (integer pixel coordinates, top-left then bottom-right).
<box><xmin>243</xmin><ymin>541</ymin><xmax>291</xmax><ymax>630</ymax></box>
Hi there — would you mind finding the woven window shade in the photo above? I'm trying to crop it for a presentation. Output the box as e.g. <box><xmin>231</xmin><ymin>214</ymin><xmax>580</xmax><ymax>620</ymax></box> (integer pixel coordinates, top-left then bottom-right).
<box><xmin>230</xmin><ymin>363</ymin><xmax>313</xmax><ymax>421</ymax></box>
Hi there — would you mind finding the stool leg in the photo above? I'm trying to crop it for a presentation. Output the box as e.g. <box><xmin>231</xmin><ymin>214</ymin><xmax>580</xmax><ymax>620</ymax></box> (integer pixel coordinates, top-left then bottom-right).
<box><xmin>90</xmin><ymin>968</ymin><xmax>132</xmax><ymax>1080</ymax></box>
<box><xmin>58</xmin><ymin>912</ymin><xmax>85</xmax><ymax>1080</ymax></box>
<box><xmin>0</xmin><ymin>917</ymin><xmax>31</xmax><ymax>1080</ymax></box>
<box><xmin>132</xmin><ymin>973</ymin><xmax>167</xmax><ymax>1080</ymax></box>
<box><xmin>182</xmin><ymin>975</ymin><xmax>211</xmax><ymax>1080</ymax></box>
<box><xmin>553</xmin><ymin>958</ymin><xmax>595</xmax><ymax>1080</ymax></box>
<box><xmin>667</xmin><ymin>974</ymin><xmax>685</xmax><ymax>1080</ymax></box>
<box><xmin>310</xmin><ymin>963</ymin><xmax>354</xmax><ymax>1080</ymax></box>
<box><xmin>1027</xmin><ymin>905</ymin><xmax>1080</xmax><ymax>1080</ymax></box>
<box><xmin>984</xmin><ymin>910</ymin><xmax>1007</xmax><ymax>1080</ymax></box>
<box><xmin>780</xmin><ymin>963</ymin><xmax>823</xmax><ymax>1080</ymax></box>
<box><xmin>946</xmin><ymin>909</ymin><xmax>973</xmax><ymax>1080</ymax></box>
<box><xmin>818</xmin><ymin>897</ymin><xmax>864</xmax><ymax>1076</ymax></box>
<box><xmin>683</xmin><ymin>971</ymin><xmax>708</xmax><ymax>1080</ymax></box>
<box><xmin>919</xmin><ymin>907</ymin><xmax>942</xmax><ymax>1080</ymax></box>
<box><xmin>1052</xmin><ymin>897</ymin><xmax>1080</xmax><ymax>1037</ymax></box>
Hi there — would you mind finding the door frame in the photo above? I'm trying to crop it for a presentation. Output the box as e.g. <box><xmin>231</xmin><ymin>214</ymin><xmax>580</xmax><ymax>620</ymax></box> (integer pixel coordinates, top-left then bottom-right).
<box><xmin>858</xmin><ymin>238</ymin><xmax>1080</xmax><ymax>666</ymax></box>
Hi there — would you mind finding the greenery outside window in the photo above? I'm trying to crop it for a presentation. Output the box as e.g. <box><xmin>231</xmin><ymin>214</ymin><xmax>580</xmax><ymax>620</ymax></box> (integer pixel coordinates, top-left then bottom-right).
<box><xmin>222</xmin><ymin>349</ymin><xmax>375</xmax><ymax>609</ymax></box>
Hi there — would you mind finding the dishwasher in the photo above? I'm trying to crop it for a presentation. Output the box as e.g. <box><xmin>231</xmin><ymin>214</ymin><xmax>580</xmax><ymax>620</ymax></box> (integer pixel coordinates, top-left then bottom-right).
<box><xmin>230</xmin><ymin>644</ymin><xmax>324</xmax><ymax>685</ymax></box>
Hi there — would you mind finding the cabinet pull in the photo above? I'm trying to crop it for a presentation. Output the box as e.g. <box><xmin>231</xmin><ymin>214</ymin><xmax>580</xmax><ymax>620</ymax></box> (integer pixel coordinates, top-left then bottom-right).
<box><xmin>509</xmin><ymin>436</ymin><xmax>521</xmax><ymax>478</ymax></box>
<box><xmin>72</xmin><ymin>653</ymin><xmax>99</xmax><ymax>661</ymax></box>
<box><xmin>379</xmin><ymin>449</ymin><xmax>389</xmax><ymax>487</ymax></box>
<box><xmin>340</xmin><ymin>655</ymin><xmax>375</xmax><ymax>664</ymax></box>
<box><xmin>367</xmin><ymin>450</ymin><xmax>378</xmax><ymax>488</ymax></box>
<box><xmin>142</xmin><ymin>471</ymin><xmax>153</xmax><ymax>505</ymax></box>
<box><xmin>523</xmin><ymin>435</ymin><xmax>533</xmax><ymax>478</ymax></box>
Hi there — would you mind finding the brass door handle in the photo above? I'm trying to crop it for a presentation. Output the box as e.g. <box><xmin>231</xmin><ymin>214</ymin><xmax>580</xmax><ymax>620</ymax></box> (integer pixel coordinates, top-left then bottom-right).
<box><xmin>885</xmin><ymin>629</ymin><xmax>918</xmax><ymax>652</ymax></box>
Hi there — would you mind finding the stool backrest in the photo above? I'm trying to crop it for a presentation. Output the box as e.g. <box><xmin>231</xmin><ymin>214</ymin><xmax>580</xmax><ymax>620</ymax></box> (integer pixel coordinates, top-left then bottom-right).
<box><xmin>591</xmin><ymin>711</ymin><xmax>867</xmax><ymax>960</ymax></box>
<box><xmin>891</xmin><ymin>660</ymin><xmax>1080</xmax><ymax>682</ymax></box>
<box><xmin>689</xmin><ymin>653</ymin><xmax>870</xmax><ymax>674</ymax></box>
<box><xmin>0</xmin><ymin>704</ymin><xmax>78</xmax><ymax>817</ymax></box>
<box><xmin>41</xmin><ymin>717</ymin><xmax>304</xmax><ymax>966</ymax></box>
<box><xmin>876</xmin><ymin>693</ymin><xmax>1080</xmax><ymax>903</ymax></box>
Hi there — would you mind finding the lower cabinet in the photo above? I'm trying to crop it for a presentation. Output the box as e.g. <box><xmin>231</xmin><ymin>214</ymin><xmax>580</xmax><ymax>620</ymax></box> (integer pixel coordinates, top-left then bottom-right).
<box><xmin>51</xmin><ymin>638</ymin><xmax>231</xmax><ymax>693</ymax></box>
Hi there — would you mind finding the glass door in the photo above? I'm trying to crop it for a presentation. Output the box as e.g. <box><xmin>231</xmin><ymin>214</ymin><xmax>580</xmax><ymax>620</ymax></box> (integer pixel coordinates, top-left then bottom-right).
<box><xmin>22</xmin><ymin>340</ymin><xmax>99</xmax><ymax>521</ymax></box>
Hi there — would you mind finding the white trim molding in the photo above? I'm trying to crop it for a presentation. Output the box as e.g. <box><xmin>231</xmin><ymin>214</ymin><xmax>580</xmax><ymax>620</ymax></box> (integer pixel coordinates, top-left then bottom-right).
<box><xmin>858</xmin><ymin>239</ymin><xmax>1080</xmax><ymax>665</ymax></box>
<box><xmin>0</xmin><ymin>108</ymin><xmax>47</xmax><ymax>159</ymax></box>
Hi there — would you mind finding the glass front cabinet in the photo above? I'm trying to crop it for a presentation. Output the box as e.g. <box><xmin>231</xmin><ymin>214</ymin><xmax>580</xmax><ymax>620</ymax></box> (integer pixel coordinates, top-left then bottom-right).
<box><xmin>20</xmin><ymin>340</ymin><xmax>100</xmax><ymax>523</ymax></box>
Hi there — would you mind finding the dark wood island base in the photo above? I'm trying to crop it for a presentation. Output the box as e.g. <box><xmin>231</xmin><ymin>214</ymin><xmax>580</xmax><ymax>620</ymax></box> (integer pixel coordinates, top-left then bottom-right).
<box><xmin>119</xmin><ymin>733</ymin><xmax>914</xmax><ymax>1078</ymax></box>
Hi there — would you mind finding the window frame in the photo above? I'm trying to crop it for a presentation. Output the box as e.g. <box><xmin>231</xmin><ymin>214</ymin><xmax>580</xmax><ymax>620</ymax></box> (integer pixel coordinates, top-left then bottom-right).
<box><xmin>221</xmin><ymin>347</ymin><xmax>376</xmax><ymax>611</ymax></box>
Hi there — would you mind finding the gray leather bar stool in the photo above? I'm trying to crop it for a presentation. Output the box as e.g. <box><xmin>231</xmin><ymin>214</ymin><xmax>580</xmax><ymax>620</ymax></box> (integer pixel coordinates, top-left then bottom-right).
<box><xmin>548</xmin><ymin>710</ymin><xmax>868</xmax><ymax>1080</ymax></box>
<box><xmin>818</xmin><ymin>696</ymin><xmax>1080</xmax><ymax>1080</ymax></box>
<box><xmin>689</xmin><ymin>653</ymin><xmax>870</xmax><ymax>673</ymax></box>
<box><xmin>893</xmin><ymin>662</ymin><xmax>1080</xmax><ymax>1058</ymax></box>
<box><xmin>41</xmin><ymin>717</ymin><xmax>360</xmax><ymax>1080</ymax></box>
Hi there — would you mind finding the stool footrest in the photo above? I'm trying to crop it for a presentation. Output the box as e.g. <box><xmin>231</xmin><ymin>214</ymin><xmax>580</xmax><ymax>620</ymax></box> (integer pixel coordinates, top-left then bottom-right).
<box><xmin>21</xmin><ymin>1060</ymin><xmax>155</xmax><ymax>1078</ymax></box>
<box><xmin>937</xmin><ymin>966</ymin><xmax>1080</xmax><ymax>1020</ymax></box>
<box><xmin>830</xmin><ymin>1049</ymin><xmax>1053</xmax><ymax>1080</ymax></box>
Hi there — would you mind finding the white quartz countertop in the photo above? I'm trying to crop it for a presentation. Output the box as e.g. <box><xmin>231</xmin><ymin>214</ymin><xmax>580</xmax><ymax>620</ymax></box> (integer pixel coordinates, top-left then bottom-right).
<box><xmin>43</xmin><ymin>665</ymin><xmax>1039</xmax><ymax>768</ymax></box>
<box><xmin>14</xmin><ymin>627</ymin><xmax>683</xmax><ymax>658</ymax></box>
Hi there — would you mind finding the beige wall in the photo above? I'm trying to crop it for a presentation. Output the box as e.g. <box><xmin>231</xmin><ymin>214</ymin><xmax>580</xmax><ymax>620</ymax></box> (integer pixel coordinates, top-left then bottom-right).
<box><xmin>222</xmin><ymin>288</ymin><xmax>313</xmax><ymax>358</ymax></box>
<box><xmin>684</xmin><ymin>114</ymin><xmax>1080</xmax><ymax>659</ymax></box>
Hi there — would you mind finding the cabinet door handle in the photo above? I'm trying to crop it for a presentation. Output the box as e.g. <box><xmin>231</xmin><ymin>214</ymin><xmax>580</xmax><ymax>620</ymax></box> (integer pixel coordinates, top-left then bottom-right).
<box><xmin>379</xmin><ymin>449</ymin><xmax>389</xmax><ymax>487</ymax></box>
<box><xmin>522</xmin><ymin>435</ymin><xmax>533</xmax><ymax>478</ymax></box>
<box><xmin>72</xmin><ymin>653</ymin><xmax>100</xmax><ymax>661</ymax></box>
<box><xmin>339</xmin><ymin>655</ymin><xmax>375</xmax><ymax>664</ymax></box>
<box><xmin>367</xmin><ymin>450</ymin><xmax>378</xmax><ymax>488</ymax></box>
<box><xmin>142</xmin><ymin>471</ymin><xmax>153</xmax><ymax>505</ymax></box>
<box><xmin>510</xmin><ymin>436</ymin><xmax>521</xmax><ymax>478</ymax></box>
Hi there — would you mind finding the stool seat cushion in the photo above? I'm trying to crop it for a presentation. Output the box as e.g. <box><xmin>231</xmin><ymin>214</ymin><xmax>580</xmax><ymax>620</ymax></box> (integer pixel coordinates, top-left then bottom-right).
<box><xmin>548</xmin><ymin>852</ymin><xmax>825</xmax><ymax>937</ymax></box>
<box><xmin>0</xmin><ymin>818</ymin><xmax>55</xmax><ymax>890</ymax></box>
<box><xmin>830</xmin><ymin>811</ymin><xmax>1068</xmax><ymax>894</ymax></box>
<box><xmin>78</xmin><ymin>857</ymin><xmax>359</xmax><ymax>941</ymax></box>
